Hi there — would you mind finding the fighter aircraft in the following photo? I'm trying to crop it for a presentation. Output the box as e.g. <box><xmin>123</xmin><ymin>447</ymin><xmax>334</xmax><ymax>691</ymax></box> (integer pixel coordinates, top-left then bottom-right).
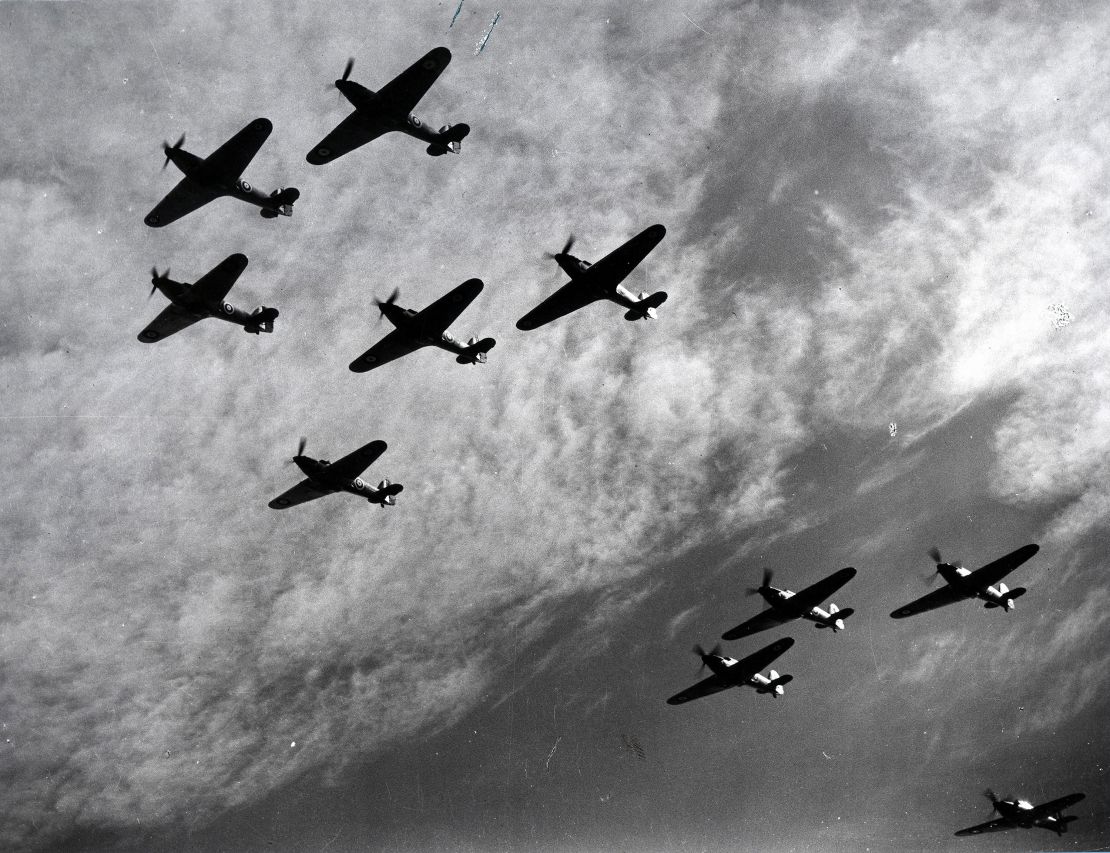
<box><xmin>666</xmin><ymin>637</ymin><xmax>795</xmax><ymax>705</ymax></box>
<box><xmin>890</xmin><ymin>544</ymin><xmax>1039</xmax><ymax>619</ymax></box>
<box><xmin>515</xmin><ymin>225</ymin><xmax>668</xmax><ymax>330</ymax></box>
<box><xmin>138</xmin><ymin>254</ymin><xmax>278</xmax><ymax>343</ymax></box>
<box><xmin>269</xmin><ymin>438</ymin><xmax>402</xmax><ymax>509</ymax></box>
<box><xmin>349</xmin><ymin>279</ymin><xmax>495</xmax><ymax>372</ymax></box>
<box><xmin>955</xmin><ymin>789</ymin><xmax>1085</xmax><ymax>837</ymax></box>
<box><xmin>307</xmin><ymin>48</ymin><xmax>470</xmax><ymax>164</ymax></box>
<box><xmin>144</xmin><ymin>118</ymin><xmax>299</xmax><ymax>228</ymax></box>
<box><xmin>721</xmin><ymin>567</ymin><xmax>856</xmax><ymax>640</ymax></box>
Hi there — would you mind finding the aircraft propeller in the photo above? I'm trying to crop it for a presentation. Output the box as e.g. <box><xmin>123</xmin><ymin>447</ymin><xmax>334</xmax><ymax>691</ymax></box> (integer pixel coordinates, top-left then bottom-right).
<box><xmin>692</xmin><ymin>643</ymin><xmax>722</xmax><ymax>674</ymax></box>
<box><xmin>373</xmin><ymin>287</ymin><xmax>401</xmax><ymax>324</ymax></box>
<box><xmin>161</xmin><ymin>133</ymin><xmax>186</xmax><ymax>171</ymax></box>
<box><xmin>544</xmin><ymin>234</ymin><xmax>576</xmax><ymax>260</ymax></box>
<box><xmin>332</xmin><ymin>57</ymin><xmax>355</xmax><ymax>96</ymax></box>
<box><xmin>924</xmin><ymin>547</ymin><xmax>960</xmax><ymax>584</ymax></box>
<box><xmin>149</xmin><ymin>266</ymin><xmax>169</xmax><ymax>298</ymax></box>
<box><xmin>286</xmin><ymin>436</ymin><xmax>308</xmax><ymax>465</ymax></box>
<box><xmin>746</xmin><ymin>567</ymin><xmax>774</xmax><ymax>596</ymax></box>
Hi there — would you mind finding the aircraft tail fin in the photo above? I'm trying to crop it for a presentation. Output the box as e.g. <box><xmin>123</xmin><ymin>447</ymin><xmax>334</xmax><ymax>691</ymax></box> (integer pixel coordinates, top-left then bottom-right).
<box><xmin>1008</xmin><ymin>587</ymin><xmax>1027</xmax><ymax>600</ymax></box>
<box><xmin>766</xmin><ymin>672</ymin><xmax>792</xmax><ymax>697</ymax></box>
<box><xmin>456</xmin><ymin>336</ymin><xmax>496</xmax><ymax>364</ymax></box>
<box><xmin>372</xmin><ymin>481</ymin><xmax>404</xmax><ymax>507</ymax></box>
<box><xmin>263</xmin><ymin>187</ymin><xmax>300</xmax><ymax>217</ymax></box>
<box><xmin>624</xmin><ymin>291</ymin><xmax>668</xmax><ymax>321</ymax></box>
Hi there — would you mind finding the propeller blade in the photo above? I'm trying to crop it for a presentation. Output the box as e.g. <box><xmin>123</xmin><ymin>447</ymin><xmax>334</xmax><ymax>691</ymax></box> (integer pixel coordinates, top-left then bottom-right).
<box><xmin>744</xmin><ymin>587</ymin><xmax>761</xmax><ymax>597</ymax></box>
<box><xmin>561</xmin><ymin>234</ymin><xmax>576</xmax><ymax>255</ymax></box>
<box><xmin>297</xmin><ymin>436</ymin><xmax>307</xmax><ymax>457</ymax></box>
<box><xmin>761</xmin><ymin>567</ymin><xmax>774</xmax><ymax>589</ymax></box>
<box><xmin>341</xmin><ymin>57</ymin><xmax>354</xmax><ymax>82</ymax></box>
<box><xmin>544</xmin><ymin>234</ymin><xmax>576</xmax><ymax>261</ymax></box>
<box><xmin>928</xmin><ymin>546</ymin><xmax>942</xmax><ymax>564</ymax></box>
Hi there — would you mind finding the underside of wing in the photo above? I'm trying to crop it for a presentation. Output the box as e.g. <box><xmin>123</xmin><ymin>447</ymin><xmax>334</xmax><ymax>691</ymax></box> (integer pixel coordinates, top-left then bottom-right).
<box><xmin>954</xmin><ymin>817</ymin><xmax>1012</xmax><ymax>836</ymax></box>
<box><xmin>415</xmin><ymin>278</ymin><xmax>484</xmax><ymax>335</ymax></box>
<box><xmin>889</xmin><ymin>585</ymin><xmax>968</xmax><ymax>619</ymax></box>
<box><xmin>377</xmin><ymin>47</ymin><xmax>451</xmax><ymax>114</ymax></box>
<box><xmin>349</xmin><ymin>328</ymin><xmax>425</xmax><ymax>372</ymax></box>
<box><xmin>138</xmin><ymin>304</ymin><xmax>204</xmax><ymax>343</ymax></box>
<box><xmin>666</xmin><ymin>673</ymin><xmax>732</xmax><ymax>705</ymax></box>
<box><xmin>198</xmin><ymin>117</ymin><xmax>273</xmax><ymax>182</ymax></box>
<box><xmin>790</xmin><ymin>567</ymin><xmax>858</xmax><ymax>610</ymax></box>
<box><xmin>515</xmin><ymin>280</ymin><xmax>604</xmax><ymax>330</ymax></box>
<box><xmin>1028</xmin><ymin>793</ymin><xmax>1085</xmax><ymax>819</ymax></box>
<box><xmin>326</xmin><ymin>440</ymin><xmax>388</xmax><ymax>482</ymax></box>
<box><xmin>190</xmin><ymin>254</ymin><xmax>249</xmax><ymax>306</ymax></box>
<box><xmin>307</xmin><ymin>112</ymin><xmax>388</xmax><ymax>165</ymax></box>
<box><xmin>734</xmin><ymin>636</ymin><xmax>795</xmax><ymax>677</ymax></box>
<box><xmin>721</xmin><ymin>609</ymin><xmax>793</xmax><ymax>641</ymax></box>
<box><xmin>969</xmin><ymin>543</ymin><xmax>1040</xmax><ymax>589</ymax></box>
<box><xmin>582</xmin><ymin>224</ymin><xmax>667</xmax><ymax>293</ymax></box>
<box><xmin>268</xmin><ymin>479</ymin><xmax>334</xmax><ymax>509</ymax></box>
<box><xmin>144</xmin><ymin>178</ymin><xmax>222</xmax><ymax>228</ymax></box>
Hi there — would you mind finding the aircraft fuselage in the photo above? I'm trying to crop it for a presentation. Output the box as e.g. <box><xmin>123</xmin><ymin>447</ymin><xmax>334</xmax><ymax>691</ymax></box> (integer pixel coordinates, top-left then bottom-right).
<box><xmin>759</xmin><ymin>586</ymin><xmax>847</xmax><ymax>630</ymax></box>
<box><xmin>293</xmin><ymin>456</ymin><xmax>400</xmax><ymax>505</ymax></box>
<box><xmin>700</xmin><ymin>653</ymin><xmax>789</xmax><ymax>697</ymax></box>
<box><xmin>155</xmin><ymin>147</ymin><xmax>295</xmax><ymax>218</ymax></box>
<box><xmin>937</xmin><ymin>563</ymin><xmax>1018</xmax><ymax>610</ymax></box>
<box><xmin>148</xmin><ymin>277</ymin><xmax>277</xmax><ymax>335</ymax></box>
<box><xmin>554</xmin><ymin>253</ymin><xmax>661</xmax><ymax>318</ymax></box>
<box><xmin>378</xmin><ymin>301</ymin><xmax>488</xmax><ymax>362</ymax></box>
<box><xmin>334</xmin><ymin>80</ymin><xmax>467</xmax><ymax>149</ymax></box>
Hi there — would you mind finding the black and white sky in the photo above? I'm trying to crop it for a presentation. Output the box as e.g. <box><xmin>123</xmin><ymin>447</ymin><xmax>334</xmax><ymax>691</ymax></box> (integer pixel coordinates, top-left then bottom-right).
<box><xmin>2</xmin><ymin>1</ymin><xmax>1109</xmax><ymax>851</ymax></box>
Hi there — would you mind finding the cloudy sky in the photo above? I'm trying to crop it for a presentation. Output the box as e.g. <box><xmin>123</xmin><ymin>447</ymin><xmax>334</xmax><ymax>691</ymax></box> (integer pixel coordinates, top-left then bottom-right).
<box><xmin>2</xmin><ymin>1</ymin><xmax>1109</xmax><ymax>850</ymax></box>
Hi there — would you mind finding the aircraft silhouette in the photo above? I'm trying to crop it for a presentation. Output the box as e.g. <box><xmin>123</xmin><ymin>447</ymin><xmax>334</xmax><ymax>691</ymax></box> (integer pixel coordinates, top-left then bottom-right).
<box><xmin>307</xmin><ymin>48</ymin><xmax>470</xmax><ymax>164</ymax></box>
<box><xmin>955</xmin><ymin>789</ymin><xmax>1085</xmax><ymax>837</ymax></box>
<box><xmin>722</xmin><ymin>567</ymin><xmax>856</xmax><ymax>639</ymax></box>
<box><xmin>516</xmin><ymin>225</ymin><xmax>668</xmax><ymax>330</ymax></box>
<box><xmin>890</xmin><ymin>544</ymin><xmax>1039</xmax><ymax>619</ymax></box>
<box><xmin>666</xmin><ymin>637</ymin><xmax>795</xmax><ymax>705</ymax></box>
<box><xmin>138</xmin><ymin>254</ymin><xmax>277</xmax><ymax>343</ymax></box>
<box><xmin>349</xmin><ymin>279</ymin><xmax>495</xmax><ymax>372</ymax></box>
<box><xmin>269</xmin><ymin>439</ymin><xmax>402</xmax><ymax>509</ymax></box>
<box><xmin>144</xmin><ymin>118</ymin><xmax>299</xmax><ymax>227</ymax></box>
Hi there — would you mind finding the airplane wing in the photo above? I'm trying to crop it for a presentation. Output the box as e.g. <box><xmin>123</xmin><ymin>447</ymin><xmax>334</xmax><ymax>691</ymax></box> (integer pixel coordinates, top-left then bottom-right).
<box><xmin>197</xmin><ymin>117</ymin><xmax>273</xmax><ymax>182</ymax></box>
<box><xmin>579</xmin><ymin>224</ymin><xmax>667</xmax><ymax>294</ymax></box>
<box><xmin>325</xmin><ymin>440</ymin><xmax>388</xmax><ymax>482</ymax></box>
<box><xmin>1027</xmin><ymin>793</ymin><xmax>1085</xmax><ymax>819</ymax></box>
<box><xmin>967</xmin><ymin>544</ymin><xmax>1040</xmax><ymax>589</ymax></box>
<box><xmin>377</xmin><ymin>47</ymin><xmax>452</xmax><ymax>114</ymax></box>
<box><xmin>789</xmin><ymin>567</ymin><xmax>858</xmax><ymax>611</ymax></box>
<box><xmin>137</xmin><ymin>304</ymin><xmax>203</xmax><ymax>343</ymax></box>
<box><xmin>190</xmin><ymin>253</ymin><xmax>249</xmax><ymax>306</ymax></box>
<box><xmin>306</xmin><ymin>112</ymin><xmax>388</xmax><ymax>165</ymax></box>
<box><xmin>889</xmin><ymin>585</ymin><xmax>968</xmax><ymax>619</ymax></box>
<box><xmin>666</xmin><ymin>672</ymin><xmax>733</xmax><ymax>705</ymax></box>
<box><xmin>515</xmin><ymin>280</ymin><xmax>605</xmax><ymax>330</ymax></box>
<box><xmin>721</xmin><ymin>608</ymin><xmax>794</xmax><ymax>641</ymax></box>
<box><xmin>732</xmin><ymin>636</ymin><xmax>795</xmax><ymax>677</ymax></box>
<box><xmin>414</xmin><ymin>279</ymin><xmax>484</xmax><ymax>334</ymax></box>
<box><xmin>349</xmin><ymin>328</ymin><xmax>425</xmax><ymax>372</ymax></box>
<box><xmin>954</xmin><ymin>817</ymin><xmax>1013</xmax><ymax>836</ymax></box>
<box><xmin>144</xmin><ymin>178</ymin><xmax>224</xmax><ymax>228</ymax></box>
<box><xmin>268</xmin><ymin>479</ymin><xmax>335</xmax><ymax>509</ymax></box>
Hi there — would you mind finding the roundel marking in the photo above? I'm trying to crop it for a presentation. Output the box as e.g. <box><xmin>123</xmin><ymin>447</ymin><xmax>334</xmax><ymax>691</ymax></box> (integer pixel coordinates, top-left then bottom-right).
<box><xmin>141</xmin><ymin>329</ymin><xmax>160</xmax><ymax>340</ymax></box>
<box><xmin>275</xmin><ymin>497</ymin><xmax>290</xmax><ymax>506</ymax></box>
<box><xmin>317</xmin><ymin>147</ymin><xmax>331</xmax><ymax>157</ymax></box>
<box><xmin>146</xmin><ymin>214</ymin><xmax>161</xmax><ymax>225</ymax></box>
<box><xmin>411</xmin><ymin>115</ymin><xmax>422</xmax><ymax>128</ymax></box>
<box><xmin>223</xmin><ymin>302</ymin><xmax>235</xmax><ymax>315</ymax></box>
<box><xmin>422</xmin><ymin>58</ymin><xmax>438</xmax><ymax>69</ymax></box>
<box><xmin>240</xmin><ymin>180</ymin><xmax>252</xmax><ymax>192</ymax></box>
<box><xmin>353</xmin><ymin>477</ymin><xmax>366</xmax><ymax>490</ymax></box>
<box><xmin>363</xmin><ymin>354</ymin><xmax>377</xmax><ymax>363</ymax></box>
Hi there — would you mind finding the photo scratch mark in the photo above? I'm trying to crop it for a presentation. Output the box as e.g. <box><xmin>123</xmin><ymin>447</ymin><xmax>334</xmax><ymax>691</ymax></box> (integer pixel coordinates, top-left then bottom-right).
<box><xmin>545</xmin><ymin>736</ymin><xmax>561</xmax><ymax>769</ymax></box>
<box><xmin>1049</xmin><ymin>303</ymin><xmax>1072</xmax><ymax>329</ymax></box>
<box><xmin>475</xmin><ymin>11</ymin><xmax>501</xmax><ymax>55</ymax></box>
<box><xmin>448</xmin><ymin>0</ymin><xmax>464</xmax><ymax>30</ymax></box>
<box><xmin>822</xmin><ymin>751</ymin><xmax>832</xmax><ymax>760</ymax></box>
<box><xmin>889</xmin><ymin>421</ymin><xmax>897</xmax><ymax>438</ymax></box>
<box><xmin>620</xmin><ymin>733</ymin><xmax>646</xmax><ymax>760</ymax></box>
<box><xmin>683</xmin><ymin>13</ymin><xmax>710</xmax><ymax>36</ymax></box>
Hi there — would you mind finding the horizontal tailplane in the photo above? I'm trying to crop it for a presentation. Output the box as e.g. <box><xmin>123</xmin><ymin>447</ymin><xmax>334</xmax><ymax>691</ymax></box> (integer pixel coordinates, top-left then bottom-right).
<box><xmin>456</xmin><ymin>337</ymin><xmax>496</xmax><ymax>364</ymax></box>
<box><xmin>624</xmin><ymin>291</ymin><xmax>668</xmax><ymax>321</ymax></box>
<box><xmin>245</xmin><ymin>306</ymin><xmax>279</xmax><ymax>334</ymax></box>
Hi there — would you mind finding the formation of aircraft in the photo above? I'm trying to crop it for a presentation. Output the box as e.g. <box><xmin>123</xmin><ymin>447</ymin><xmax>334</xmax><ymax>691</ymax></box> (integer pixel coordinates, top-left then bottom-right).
<box><xmin>269</xmin><ymin>438</ymin><xmax>402</xmax><ymax>510</ymax></box>
<box><xmin>138</xmin><ymin>254</ymin><xmax>278</xmax><ymax>342</ymax></box>
<box><xmin>516</xmin><ymin>225</ymin><xmax>668</xmax><ymax>330</ymax></box>
<box><xmin>666</xmin><ymin>638</ymin><xmax>795</xmax><ymax>705</ymax></box>
<box><xmin>955</xmin><ymin>790</ymin><xmax>1085</xmax><ymax>837</ymax></box>
<box><xmin>889</xmin><ymin>544</ymin><xmax>1039</xmax><ymax>619</ymax></box>
<box><xmin>138</xmin><ymin>42</ymin><xmax>1090</xmax><ymax>840</ymax></box>
<box><xmin>721</xmin><ymin>566</ymin><xmax>856</xmax><ymax>639</ymax></box>
<box><xmin>144</xmin><ymin>118</ymin><xmax>299</xmax><ymax>227</ymax></box>
<box><xmin>349</xmin><ymin>278</ymin><xmax>495</xmax><ymax>372</ymax></box>
<box><xmin>307</xmin><ymin>48</ymin><xmax>470</xmax><ymax>164</ymax></box>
